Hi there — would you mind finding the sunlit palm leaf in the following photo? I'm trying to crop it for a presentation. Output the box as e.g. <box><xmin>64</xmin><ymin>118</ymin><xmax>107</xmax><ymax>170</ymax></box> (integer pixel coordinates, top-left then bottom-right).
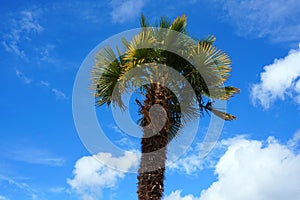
<box><xmin>210</xmin><ymin>108</ymin><xmax>237</xmax><ymax>121</ymax></box>
<box><xmin>123</xmin><ymin>30</ymin><xmax>156</xmax><ymax>66</ymax></box>
<box><xmin>170</xmin><ymin>15</ymin><xmax>187</xmax><ymax>33</ymax></box>
<box><xmin>203</xmin><ymin>35</ymin><xmax>216</xmax><ymax>45</ymax></box>
<box><xmin>208</xmin><ymin>86</ymin><xmax>240</xmax><ymax>100</ymax></box>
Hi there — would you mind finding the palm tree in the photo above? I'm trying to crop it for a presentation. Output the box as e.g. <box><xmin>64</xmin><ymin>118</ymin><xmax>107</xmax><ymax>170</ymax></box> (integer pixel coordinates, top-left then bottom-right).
<box><xmin>91</xmin><ymin>15</ymin><xmax>239</xmax><ymax>200</ymax></box>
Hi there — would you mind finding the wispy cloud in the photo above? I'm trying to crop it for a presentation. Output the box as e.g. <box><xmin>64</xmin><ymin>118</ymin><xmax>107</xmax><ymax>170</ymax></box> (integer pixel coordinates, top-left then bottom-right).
<box><xmin>211</xmin><ymin>0</ymin><xmax>300</xmax><ymax>44</ymax></box>
<box><xmin>168</xmin><ymin>139</ymin><xmax>229</xmax><ymax>175</ymax></box>
<box><xmin>68</xmin><ymin>151</ymin><xmax>139</xmax><ymax>200</ymax></box>
<box><xmin>2</xmin><ymin>9</ymin><xmax>43</xmax><ymax>59</ymax></box>
<box><xmin>48</xmin><ymin>187</ymin><xmax>66</xmax><ymax>194</ymax></box>
<box><xmin>40</xmin><ymin>80</ymin><xmax>68</xmax><ymax>100</ymax></box>
<box><xmin>0</xmin><ymin>195</ymin><xmax>10</xmax><ymax>200</ymax></box>
<box><xmin>35</xmin><ymin>44</ymin><xmax>57</xmax><ymax>65</ymax></box>
<box><xmin>51</xmin><ymin>2</ymin><xmax>108</xmax><ymax>24</ymax></box>
<box><xmin>15</xmin><ymin>69</ymin><xmax>32</xmax><ymax>84</ymax></box>
<box><xmin>164</xmin><ymin>190</ymin><xmax>200</xmax><ymax>200</ymax></box>
<box><xmin>2</xmin><ymin>8</ymin><xmax>60</xmax><ymax>67</ymax></box>
<box><xmin>109</xmin><ymin>124</ymin><xmax>124</xmax><ymax>134</ymax></box>
<box><xmin>0</xmin><ymin>145</ymin><xmax>66</xmax><ymax>167</ymax></box>
<box><xmin>13</xmin><ymin>149</ymin><xmax>65</xmax><ymax>167</ymax></box>
<box><xmin>51</xmin><ymin>88</ymin><xmax>67</xmax><ymax>100</ymax></box>
<box><xmin>288</xmin><ymin>129</ymin><xmax>300</xmax><ymax>149</ymax></box>
<box><xmin>110</xmin><ymin>0</ymin><xmax>146</xmax><ymax>23</ymax></box>
<box><xmin>0</xmin><ymin>174</ymin><xmax>43</xmax><ymax>200</ymax></box>
<box><xmin>116</xmin><ymin>137</ymin><xmax>136</xmax><ymax>148</ymax></box>
<box><xmin>14</xmin><ymin>69</ymin><xmax>68</xmax><ymax>100</ymax></box>
<box><xmin>39</xmin><ymin>80</ymin><xmax>50</xmax><ymax>87</ymax></box>
<box><xmin>107</xmin><ymin>124</ymin><xmax>140</xmax><ymax>150</ymax></box>
<box><xmin>251</xmin><ymin>44</ymin><xmax>300</xmax><ymax>108</ymax></box>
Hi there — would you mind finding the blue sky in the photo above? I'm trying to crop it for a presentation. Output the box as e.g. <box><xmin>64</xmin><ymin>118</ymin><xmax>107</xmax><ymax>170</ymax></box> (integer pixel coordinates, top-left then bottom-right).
<box><xmin>1</xmin><ymin>0</ymin><xmax>300</xmax><ymax>200</ymax></box>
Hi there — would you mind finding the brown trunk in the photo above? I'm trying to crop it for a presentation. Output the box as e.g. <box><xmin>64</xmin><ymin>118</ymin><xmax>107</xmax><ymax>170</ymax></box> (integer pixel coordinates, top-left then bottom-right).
<box><xmin>137</xmin><ymin>131</ymin><xmax>168</xmax><ymax>200</ymax></box>
<box><xmin>137</xmin><ymin>83</ymin><xmax>170</xmax><ymax>200</ymax></box>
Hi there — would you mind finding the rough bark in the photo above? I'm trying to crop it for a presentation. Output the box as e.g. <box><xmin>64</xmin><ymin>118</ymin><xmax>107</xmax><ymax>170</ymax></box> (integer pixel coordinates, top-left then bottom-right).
<box><xmin>137</xmin><ymin>83</ymin><xmax>171</xmax><ymax>200</ymax></box>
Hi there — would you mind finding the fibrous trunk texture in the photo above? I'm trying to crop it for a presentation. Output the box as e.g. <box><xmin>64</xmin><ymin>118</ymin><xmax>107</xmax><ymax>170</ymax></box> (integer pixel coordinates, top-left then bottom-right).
<box><xmin>137</xmin><ymin>83</ymin><xmax>171</xmax><ymax>200</ymax></box>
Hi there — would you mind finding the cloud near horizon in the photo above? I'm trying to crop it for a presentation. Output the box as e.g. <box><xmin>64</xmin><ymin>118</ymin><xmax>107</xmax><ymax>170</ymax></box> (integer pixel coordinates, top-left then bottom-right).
<box><xmin>164</xmin><ymin>134</ymin><xmax>300</xmax><ymax>200</ymax></box>
<box><xmin>67</xmin><ymin>151</ymin><xmax>139</xmax><ymax>200</ymax></box>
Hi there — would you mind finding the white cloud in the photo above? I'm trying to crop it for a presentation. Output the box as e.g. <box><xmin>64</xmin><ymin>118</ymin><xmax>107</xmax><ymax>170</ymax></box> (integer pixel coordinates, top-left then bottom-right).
<box><xmin>213</xmin><ymin>0</ymin><xmax>300</xmax><ymax>44</ymax></box>
<box><xmin>67</xmin><ymin>151</ymin><xmax>139</xmax><ymax>200</ymax></box>
<box><xmin>200</xmin><ymin>137</ymin><xmax>300</xmax><ymax>200</ymax></box>
<box><xmin>165</xmin><ymin>135</ymin><xmax>300</xmax><ymax>200</ymax></box>
<box><xmin>251</xmin><ymin>44</ymin><xmax>300</xmax><ymax>108</ymax></box>
<box><xmin>2</xmin><ymin>10</ymin><xmax>43</xmax><ymax>59</ymax></box>
<box><xmin>110</xmin><ymin>0</ymin><xmax>145</xmax><ymax>23</ymax></box>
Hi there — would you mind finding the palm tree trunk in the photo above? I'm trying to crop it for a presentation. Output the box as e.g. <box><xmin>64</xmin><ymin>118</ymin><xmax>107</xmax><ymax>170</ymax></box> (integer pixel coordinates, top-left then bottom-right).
<box><xmin>137</xmin><ymin>131</ymin><xmax>168</xmax><ymax>200</ymax></box>
<box><xmin>137</xmin><ymin>83</ymin><xmax>170</xmax><ymax>200</ymax></box>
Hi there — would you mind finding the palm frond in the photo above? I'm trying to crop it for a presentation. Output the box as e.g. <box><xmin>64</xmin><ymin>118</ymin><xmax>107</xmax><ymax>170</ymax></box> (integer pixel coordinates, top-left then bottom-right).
<box><xmin>123</xmin><ymin>30</ymin><xmax>156</xmax><ymax>66</ymax></box>
<box><xmin>140</xmin><ymin>13</ymin><xmax>149</xmax><ymax>28</ymax></box>
<box><xmin>203</xmin><ymin>35</ymin><xmax>216</xmax><ymax>45</ymax></box>
<box><xmin>159</xmin><ymin>16</ymin><xmax>172</xmax><ymax>28</ymax></box>
<box><xmin>210</xmin><ymin>108</ymin><xmax>237</xmax><ymax>121</ymax></box>
<box><xmin>170</xmin><ymin>14</ymin><xmax>187</xmax><ymax>33</ymax></box>
<box><xmin>190</xmin><ymin>41</ymin><xmax>232</xmax><ymax>89</ymax></box>
<box><xmin>91</xmin><ymin>46</ymin><xmax>127</xmax><ymax>108</ymax></box>
<box><xmin>208</xmin><ymin>86</ymin><xmax>240</xmax><ymax>100</ymax></box>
